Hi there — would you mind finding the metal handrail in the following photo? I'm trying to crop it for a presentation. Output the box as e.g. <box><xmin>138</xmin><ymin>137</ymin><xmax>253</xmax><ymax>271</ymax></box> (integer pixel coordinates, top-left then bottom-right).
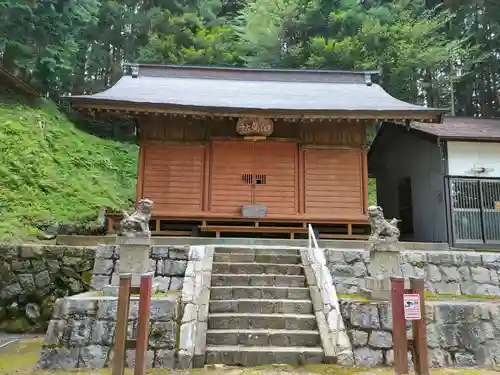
<box><xmin>308</xmin><ymin>223</ymin><xmax>320</xmax><ymax>250</ymax></box>
<box><xmin>307</xmin><ymin>224</ymin><xmax>332</xmax><ymax>286</ymax></box>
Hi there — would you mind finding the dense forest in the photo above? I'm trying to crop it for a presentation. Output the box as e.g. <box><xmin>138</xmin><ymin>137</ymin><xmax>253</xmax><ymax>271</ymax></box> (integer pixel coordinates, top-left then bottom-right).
<box><xmin>0</xmin><ymin>0</ymin><xmax>499</xmax><ymax>117</ymax></box>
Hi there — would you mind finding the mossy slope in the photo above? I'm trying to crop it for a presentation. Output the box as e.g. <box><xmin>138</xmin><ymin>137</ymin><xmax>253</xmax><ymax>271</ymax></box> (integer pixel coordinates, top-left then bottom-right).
<box><xmin>0</xmin><ymin>91</ymin><xmax>138</xmax><ymax>241</ymax></box>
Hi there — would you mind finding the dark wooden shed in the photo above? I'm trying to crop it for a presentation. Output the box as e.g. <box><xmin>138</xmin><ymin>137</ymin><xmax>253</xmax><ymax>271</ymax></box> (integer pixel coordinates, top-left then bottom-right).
<box><xmin>369</xmin><ymin>117</ymin><xmax>500</xmax><ymax>247</ymax></box>
<box><xmin>66</xmin><ymin>64</ymin><xmax>444</xmax><ymax>239</ymax></box>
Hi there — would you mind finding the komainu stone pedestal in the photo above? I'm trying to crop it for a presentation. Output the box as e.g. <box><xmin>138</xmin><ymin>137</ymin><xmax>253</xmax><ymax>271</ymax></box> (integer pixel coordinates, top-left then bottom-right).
<box><xmin>362</xmin><ymin>245</ymin><xmax>403</xmax><ymax>300</ymax></box>
<box><xmin>115</xmin><ymin>234</ymin><xmax>152</xmax><ymax>286</ymax></box>
<box><xmin>103</xmin><ymin>234</ymin><xmax>158</xmax><ymax>296</ymax></box>
<box><xmin>367</xmin><ymin>250</ymin><xmax>402</xmax><ymax>299</ymax></box>
<box><xmin>362</xmin><ymin>205</ymin><xmax>404</xmax><ymax>301</ymax></box>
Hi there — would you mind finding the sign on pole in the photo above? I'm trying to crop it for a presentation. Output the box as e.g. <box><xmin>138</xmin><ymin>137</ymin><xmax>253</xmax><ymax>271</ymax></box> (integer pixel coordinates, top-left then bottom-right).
<box><xmin>403</xmin><ymin>293</ymin><xmax>421</xmax><ymax>320</ymax></box>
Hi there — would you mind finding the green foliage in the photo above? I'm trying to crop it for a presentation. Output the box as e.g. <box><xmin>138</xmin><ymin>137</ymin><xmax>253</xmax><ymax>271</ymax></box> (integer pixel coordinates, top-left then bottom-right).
<box><xmin>368</xmin><ymin>178</ymin><xmax>377</xmax><ymax>206</ymax></box>
<box><xmin>2</xmin><ymin>0</ymin><xmax>499</xmax><ymax>117</ymax></box>
<box><xmin>0</xmin><ymin>91</ymin><xmax>138</xmax><ymax>241</ymax></box>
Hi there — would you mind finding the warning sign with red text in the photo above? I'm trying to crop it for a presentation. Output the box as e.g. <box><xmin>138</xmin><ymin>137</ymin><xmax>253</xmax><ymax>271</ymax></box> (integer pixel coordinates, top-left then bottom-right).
<box><xmin>403</xmin><ymin>294</ymin><xmax>421</xmax><ymax>320</ymax></box>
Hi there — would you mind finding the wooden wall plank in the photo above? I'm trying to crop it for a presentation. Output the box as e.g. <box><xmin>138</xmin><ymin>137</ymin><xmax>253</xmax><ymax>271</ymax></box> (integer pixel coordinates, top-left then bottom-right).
<box><xmin>142</xmin><ymin>145</ymin><xmax>205</xmax><ymax>214</ymax></box>
<box><xmin>304</xmin><ymin>149</ymin><xmax>363</xmax><ymax>216</ymax></box>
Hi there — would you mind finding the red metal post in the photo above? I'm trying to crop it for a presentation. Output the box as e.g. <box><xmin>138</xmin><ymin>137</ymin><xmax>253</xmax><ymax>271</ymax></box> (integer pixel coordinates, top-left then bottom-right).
<box><xmin>410</xmin><ymin>277</ymin><xmax>430</xmax><ymax>375</ymax></box>
<box><xmin>391</xmin><ymin>276</ymin><xmax>409</xmax><ymax>375</ymax></box>
<box><xmin>112</xmin><ymin>274</ymin><xmax>132</xmax><ymax>375</ymax></box>
<box><xmin>134</xmin><ymin>273</ymin><xmax>153</xmax><ymax>375</ymax></box>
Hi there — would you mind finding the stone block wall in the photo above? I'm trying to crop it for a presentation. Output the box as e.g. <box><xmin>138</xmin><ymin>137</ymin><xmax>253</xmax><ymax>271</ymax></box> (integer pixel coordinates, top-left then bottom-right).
<box><xmin>299</xmin><ymin>248</ymin><xmax>353</xmax><ymax>365</ymax></box>
<box><xmin>177</xmin><ymin>246</ymin><xmax>214</xmax><ymax>369</ymax></box>
<box><xmin>326</xmin><ymin>249</ymin><xmax>500</xmax><ymax>295</ymax></box>
<box><xmin>37</xmin><ymin>293</ymin><xmax>181</xmax><ymax>369</ymax></box>
<box><xmin>0</xmin><ymin>244</ymin><xmax>95</xmax><ymax>333</ymax></box>
<box><xmin>91</xmin><ymin>244</ymin><xmax>189</xmax><ymax>292</ymax></box>
<box><xmin>340</xmin><ymin>299</ymin><xmax>500</xmax><ymax>368</ymax></box>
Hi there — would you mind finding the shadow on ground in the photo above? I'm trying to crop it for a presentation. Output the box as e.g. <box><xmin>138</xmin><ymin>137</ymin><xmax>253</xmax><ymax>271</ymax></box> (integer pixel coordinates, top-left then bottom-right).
<box><xmin>1</xmin><ymin>338</ymin><xmax>499</xmax><ymax>375</ymax></box>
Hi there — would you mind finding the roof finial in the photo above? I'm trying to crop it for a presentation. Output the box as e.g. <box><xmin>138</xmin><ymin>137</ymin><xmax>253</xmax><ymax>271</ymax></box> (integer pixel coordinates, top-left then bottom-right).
<box><xmin>131</xmin><ymin>64</ymin><xmax>139</xmax><ymax>78</ymax></box>
<box><xmin>364</xmin><ymin>72</ymin><xmax>372</xmax><ymax>86</ymax></box>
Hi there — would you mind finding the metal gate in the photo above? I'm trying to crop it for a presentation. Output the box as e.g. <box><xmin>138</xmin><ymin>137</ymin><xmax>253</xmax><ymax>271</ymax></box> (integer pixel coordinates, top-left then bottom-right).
<box><xmin>449</xmin><ymin>177</ymin><xmax>500</xmax><ymax>245</ymax></box>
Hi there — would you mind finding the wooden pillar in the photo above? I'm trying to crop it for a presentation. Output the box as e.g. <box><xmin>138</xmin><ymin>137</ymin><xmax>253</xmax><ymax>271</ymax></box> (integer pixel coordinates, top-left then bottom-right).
<box><xmin>112</xmin><ymin>274</ymin><xmax>132</xmax><ymax>375</ymax></box>
<box><xmin>410</xmin><ymin>277</ymin><xmax>430</xmax><ymax>375</ymax></box>
<box><xmin>202</xmin><ymin>143</ymin><xmax>211</xmax><ymax>212</ymax></box>
<box><xmin>134</xmin><ymin>273</ymin><xmax>153</xmax><ymax>375</ymax></box>
<box><xmin>361</xmin><ymin>149</ymin><xmax>369</xmax><ymax>214</ymax></box>
<box><xmin>135</xmin><ymin>145</ymin><xmax>146</xmax><ymax>207</ymax></box>
<box><xmin>298</xmin><ymin>148</ymin><xmax>305</xmax><ymax>214</ymax></box>
<box><xmin>391</xmin><ymin>277</ymin><xmax>409</xmax><ymax>375</ymax></box>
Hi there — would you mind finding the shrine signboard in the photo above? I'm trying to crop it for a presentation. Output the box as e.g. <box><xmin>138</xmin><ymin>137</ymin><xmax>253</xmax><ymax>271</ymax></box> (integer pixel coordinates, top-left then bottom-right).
<box><xmin>236</xmin><ymin>117</ymin><xmax>274</xmax><ymax>137</ymax></box>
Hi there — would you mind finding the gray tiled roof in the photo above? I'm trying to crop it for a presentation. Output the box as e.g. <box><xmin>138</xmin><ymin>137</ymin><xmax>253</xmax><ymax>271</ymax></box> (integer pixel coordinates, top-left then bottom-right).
<box><xmin>412</xmin><ymin>117</ymin><xmax>500</xmax><ymax>140</ymax></box>
<box><xmin>67</xmin><ymin>65</ymin><xmax>442</xmax><ymax>113</ymax></box>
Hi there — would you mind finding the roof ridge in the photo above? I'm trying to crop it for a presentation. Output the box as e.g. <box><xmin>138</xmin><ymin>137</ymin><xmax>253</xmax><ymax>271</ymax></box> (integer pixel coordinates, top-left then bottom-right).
<box><xmin>125</xmin><ymin>62</ymin><xmax>381</xmax><ymax>76</ymax></box>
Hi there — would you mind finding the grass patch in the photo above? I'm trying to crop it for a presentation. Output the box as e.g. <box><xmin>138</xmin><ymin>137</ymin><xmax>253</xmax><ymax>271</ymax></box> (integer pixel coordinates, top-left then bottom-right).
<box><xmin>339</xmin><ymin>291</ymin><xmax>500</xmax><ymax>303</ymax></box>
<box><xmin>0</xmin><ymin>91</ymin><xmax>138</xmax><ymax>242</ymax></box>
<box><xmin>424</xmin><ymin>291</ymin><xmax>500</xmax><ymax>302</ymax></box>
<box><xmin>131</xmin><ymin>290</ymin><xmax>182</xmax><ymax>297</ymax></box>
<box><xmin>338</xmin><ymin>294</ymin><xmax>369</xmax><ymax>302</ymax></box>
<box><xmin>0</xmin><ymin>338</ymin><xmax>44</xmax><ymax>373</ymax></box>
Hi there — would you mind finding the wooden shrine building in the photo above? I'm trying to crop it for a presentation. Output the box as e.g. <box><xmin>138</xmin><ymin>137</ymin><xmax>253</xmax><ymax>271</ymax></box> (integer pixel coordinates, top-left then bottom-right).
<box><xmin>66</xmin><ymin>64</ymin><xmax>445</xmax><ymax>239</ymax></box>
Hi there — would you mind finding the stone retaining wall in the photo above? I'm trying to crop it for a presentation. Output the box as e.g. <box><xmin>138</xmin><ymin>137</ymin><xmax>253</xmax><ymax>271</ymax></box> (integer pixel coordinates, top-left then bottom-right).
<box><xmin>177</xmin><ymin>246</ymin><xmax>214</xmax><ymax>369</ymax></box>
<box><xmin>37</xmin><ymin>243</ymin><xmax>197</xmax><ymax>370</ymax></box>
<box><xmin>340</xmin><ymin>299</ymin><xmax>500</xmax><ymax>368</ymax></box>
<box><xmin>326</xmin><ymin>249</ymin><xmax>500</xmax><ymax>295</ymax></box>
<box><xmin>0</xmin><ymin>245</ymin><xmax>95</xmax><ymax>333</ymax></box>
<box><xmin>299</xmin><ymin>248</ymin><xmax>353</xmax><ymax>365</ymax></box>
<box><xmin>37</xmin><ymin>293</ymin><xmax>181</xmax><ymax>369</ymax></box>
<box><xmin>91</xmin><ymin>244</ymin><xmax>189</xmax><ymax>292</ymax></box>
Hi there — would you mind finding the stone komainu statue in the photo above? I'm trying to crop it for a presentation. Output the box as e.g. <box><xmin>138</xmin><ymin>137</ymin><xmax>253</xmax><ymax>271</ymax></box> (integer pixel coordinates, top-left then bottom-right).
<box><xmin>117</xmin><ymin>199</ymin><xmax>153</xmax><ymax>236</ymax></box>
<box><xmin>367</xmin><ymin>205</ymin><xmax>400</xmax><ymax>244</ymax></box>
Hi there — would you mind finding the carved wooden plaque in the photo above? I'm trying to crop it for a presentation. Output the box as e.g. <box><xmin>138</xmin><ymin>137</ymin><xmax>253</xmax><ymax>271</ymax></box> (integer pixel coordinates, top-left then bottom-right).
<box><xmin>236</xmin><ymin>117</ymin><xmax>274</xmax><ymax>136</ymax></box>
<box><xmin>241</xmin><ymin>204</ymin><xmax>268</xmax><ymax>218</ymax></box>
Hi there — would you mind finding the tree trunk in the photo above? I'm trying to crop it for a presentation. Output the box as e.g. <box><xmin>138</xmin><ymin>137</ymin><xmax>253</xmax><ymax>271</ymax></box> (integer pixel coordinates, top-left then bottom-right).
<box><xmin>2</xmin><ymin>44</ymin><xmax>18</xmax><ymax>72</ymax></box>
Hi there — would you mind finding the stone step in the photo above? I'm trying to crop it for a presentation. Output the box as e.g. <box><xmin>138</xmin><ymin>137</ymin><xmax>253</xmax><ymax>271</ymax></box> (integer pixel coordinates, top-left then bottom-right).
<box><xmin>212</xmin><ymin>262</ymin><xmax>303</xmax><ymax>275</ymax></box>
<box><xmin>214</xmin><ymin>247</ymin><xmax>301</xmax><ymax>255</ymax></box>
<box><xmin>206</xmin><ymin>329</ymin><xmax>321</xmax><ymax>347</ymax></box>
<box><xmin>211</xmin><ymin>274</ymin><xmax>306</xmax><ymax>287</ymax></box>
<box><xmin>210</xmin><ymin>286</ymin><xmax>310</xmax><ymax>300</ymax></box>
<box><xmin>213</xmin><ymin>252</ymin><xmax>302</xmax><ymax>264</ymax></box>
<box><xmin>209</xmin><ymin>299</ymin><xmax>313</xmax><ymax>314</ymax></box>
<box><xmin>208</xmin><ymin>313</ymin><xmax>317</xmax><ymax>330</ymax></box>
<box><xmin>205</xmin><ymin>345</ymin><xmax>324</xmax><ymax>366</ymax></box>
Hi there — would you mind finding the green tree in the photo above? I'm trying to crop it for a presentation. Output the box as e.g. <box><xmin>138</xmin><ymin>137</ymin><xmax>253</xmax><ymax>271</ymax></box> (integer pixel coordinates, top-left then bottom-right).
<box><xmin>0</xmin><ymin>0</ymin><xmax>100</xmax><ymax>96</ymax></box>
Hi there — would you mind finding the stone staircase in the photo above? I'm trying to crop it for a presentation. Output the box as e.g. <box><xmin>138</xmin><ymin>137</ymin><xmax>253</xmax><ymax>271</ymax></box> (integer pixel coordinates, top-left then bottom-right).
<box><xmin>205</xmin><ymin>247</ymin><xmax>324</xmax><ymax>366</ymax></box>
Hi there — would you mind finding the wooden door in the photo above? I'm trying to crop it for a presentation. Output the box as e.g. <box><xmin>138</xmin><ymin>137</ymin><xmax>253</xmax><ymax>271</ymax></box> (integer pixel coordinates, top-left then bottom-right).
<box><xmin>209</xmin><ymin>140</ymin><xmax>298</xmax><ymax>216</ymax></box>
<box><xmin>304</xmin><ymin>149</ymin><xmax>363</xmax><ymax>217</ymax></box>
<box><xmin>209</xmin><ymin>140</ymin><xmax>254</xmax><ymax>214</ymax></box>
<box><xmin>253</xmin><ymin>141</ymin><xmax>297</xmax><ymax>215</ymax></box>
<box><xmin>142</xmin><ymin>145</ymin><xmax>205</xmax><ymax>214</ymax></box>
